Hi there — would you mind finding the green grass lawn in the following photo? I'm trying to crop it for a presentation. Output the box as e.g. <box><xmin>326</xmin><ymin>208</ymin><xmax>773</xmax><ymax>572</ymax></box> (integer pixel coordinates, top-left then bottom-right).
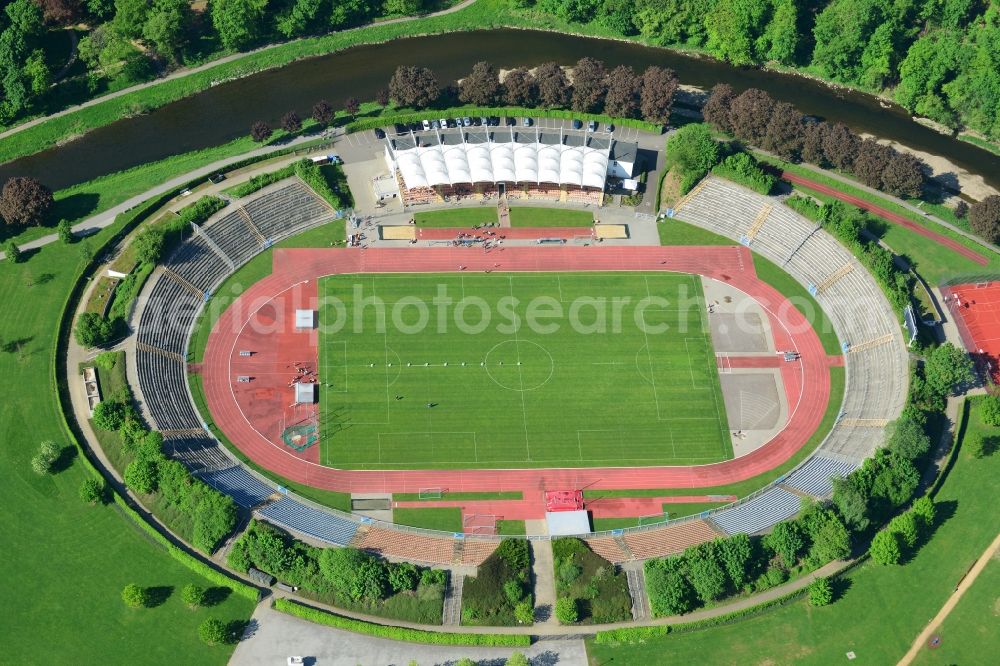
<box><xmin>413</xmin><ymin>208</ymin><xmax>499</xmax><ymax>227</ymax></box>
<box><xmin>0</xmin><ymin>220</ymin><xmax>253</xmax><ymax>664</ymax></box>
<box><xmin>318</xmin><ymin>271</ymin><xmax>731</xmax><ymax>469</ymax></box>
<box><xmin>508</xmin><ymin>207</ymin><xmax>594</xmax><ymax>227</ymax></box>
<box><xmin>393</xmin><ymin>490</ymin><xmax>522</xmax><ymax>501</ymax></box>
<box><xmin>913</xmin><ymin>557</ymin><xmax>1000</xmax><ymax>665</ymax></box>
<box><xmin>496</xmin><ymin>519</ymin><xmax>527</xmax><ymax>536</ymax></box>
<box><xmin>586</xmin><ymin>395</ymin><xmax>1000</xmax><ymax>665</ymax></box>
<box><xmin>392</xmin><ymin>507</ymin><xmax>463</xmax><ymax>532</ymax></box>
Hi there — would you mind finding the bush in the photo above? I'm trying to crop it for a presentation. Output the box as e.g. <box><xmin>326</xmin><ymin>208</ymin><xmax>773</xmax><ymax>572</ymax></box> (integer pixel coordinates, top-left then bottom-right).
<box><xmin>182</xmin><ymin>583</ymin><xmax>206</xmax><ymax>609</ymax></box>
<box><xmin>808</xmin><ymin>577</ymin><xmax>833</xmax><ymax>606</ymax></box>
<box><xmin>506</xmin><ymin>651</ymin><xmax>530</xmax><ymax>666</ymax></box>
<box><xmin>980</xmin><ymin>394</ymin><xmax>1000</xmax><ymax>427</ymax></box>
<box><xmin>503</xmin><ymin>579</ymin><xmax>524</xmax><ymax>604</ymax></box>
<box><xmin>294</xmin><ymin>160</ymin><xmax>352</xmax><ymax>209</ymax></box>
<box><xmin>122</xmin><ymin>583</ymin><xmax>150</xmax><ymax>608</ymax></box>
<box><xmin>124</xmin><ymin>458</ymin><xmax>159</xmax><ymax>494</ymax></box>
<box><xmin>228</xmin><ymin>163</ymin><xmax>296</xmax><ymax>198</ymax></box>
<box><xmin>554</xmin><ymin>597</ymin><xmax>579</xmax><ymax>624</ymax></box>
<box><xmin>712</xmin><ymin>151</ymin><xmax>775</xmax><ymax>194</ymax></box>
<box><xmin>198</xmin><ymin>618</ymin><xmax>228</xmax><ymax>645</ymax></box>
<box><xmin>30</xmin><ymin>440</ymin><xmax>60</xmax><ymax>475</ymax></box>
<box><xmin>79</xmin><ymin>477</ymin><xmax>105</xmax><ymax>504</ymax></box>
<box><xmin>645</xmin><ymin>556</ymin><xmax>695</xmax><ymax>616</ymax></box>
<box><xmin>4</xmin><ymin>240</ymin><xmax>22</xmax><ymax>263</ymax></box>
<box><xmin>514</xmin><ymin>600</ymin><xmax>534</xmax><ymax>625</ymax></box>
<box><xmin>274</xmin><ymin>598</ymin><xmax>531</xmax><ymax>646</ymax></box>
<box><xmin>94</xmin><ymin>351</ymin><xmax>118</xmax><ymax>371</ymax></box>
<box><xmin>665</xmin><ymin>123</ymin><xmax>720</xmax><ymax>187</ymax></box>
<box><xmin>74</xmin><ymin>312</ymin><xmax>114</xmax><ymax>348</ymax></box>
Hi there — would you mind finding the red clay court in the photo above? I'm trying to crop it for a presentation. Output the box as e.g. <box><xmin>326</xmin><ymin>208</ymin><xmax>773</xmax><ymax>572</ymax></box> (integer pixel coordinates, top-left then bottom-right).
<box><xmin>941</xmin><ymin>281</ymin><xmax>1000</xmax><ymax>383</ymax></box>
<box><xmin>200</xmin><ymin>245</ymin><xmax>836</xmax><ymax>517</ymax></box>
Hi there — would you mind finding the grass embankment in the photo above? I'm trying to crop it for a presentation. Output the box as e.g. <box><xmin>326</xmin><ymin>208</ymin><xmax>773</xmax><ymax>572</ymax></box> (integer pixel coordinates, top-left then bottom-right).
<box><xmin>586</xmin><ymin>395</ymin><xmax>1000</xmax><ymax>665</ymax></box>
<box><xmin>393</xmin><ymin>507</ymin><xmax>463</xmax><ymax>532</ymax></box>
<box><xmin>585</xmin><ymin>365</ymin><xmax>844</xmax><ymax>500</ymax></box>
<box><xmin>0</xmin><ymin>215</ymin><xmax>254</xmax><ymax>664</ymax></box>
<box><xmin>462</xmin><ymin>539</ymin><xmax>533</xmax><ymax>626</ymax></box>
<box><xmin>509</xmin><ymin>207</ymin><xmax>594</xmax><ymax>227</ymax></box>
<box><xmin>758</xmin><ymin>155</ymin><xmax>1000</xmax><ymax>284</ymax></box>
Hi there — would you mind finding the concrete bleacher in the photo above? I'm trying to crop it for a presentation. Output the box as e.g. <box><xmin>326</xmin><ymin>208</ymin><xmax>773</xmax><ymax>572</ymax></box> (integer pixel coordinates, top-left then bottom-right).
<box><xmin>460</xmin><ymin>538</ymin><xmax>501</xmax><ymax>566</ymax></box>
<box><xmin>710</xmin><ymin>487</ymin><xmax>803</xmax><ymax>535</ymax></box>
<box><xmin>163</xmin><ymin>235</ymin><xmax>229</xmax><ymax>294</ymax></box>
<box><xmin>675</xmin><ymin>176</ymin><xmax>908</xmax><ymax>467</ymax></box>
<box><xmin>242</xmin><ymin>182</ymin><xmax>333</xmax><ymax>241</ymax></box>
<box><xmin>257</xmin><ymin>498</ymin><xmax>361</xmax><ymax>546</ymax></box>
<box><xmin>200</xmin><ymin>210</ymin><xmax>263</xmax><ymax>267</ymax></box>
<box><xmin>136</xmin><ymin>274</ymin><xmax>201</xmax><ymax>355</ymax></box>
<box><xmin>135</xmin><ymin>351</ymin><xmax>200</xmax><ymax>430</ymax></box>
<box><xmin>355</xmin><ymin>526</ymin><xmax>458</xmax><ymax>565</ymax></box>
<box><xmin>782</xmin><ymin>456</ymin><xmax>858</xmax><ymax>498</ymax></box>
<box><xmin>162</xmin><ymin>433</ymin><xmax>232</xmax><ymax>473</ymax></box>
<box><xmin>198</xmin><ymin>465</ymin><xmax>275</xmax><ymax>507</ymax></box>
<box><xmin>622</xmin><ymin>519</ymin><xmax>721</xmax><ymax>560</ymax></box>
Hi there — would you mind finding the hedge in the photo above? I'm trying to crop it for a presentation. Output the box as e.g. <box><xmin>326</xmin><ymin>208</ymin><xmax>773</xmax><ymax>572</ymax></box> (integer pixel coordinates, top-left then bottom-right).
<box><xmin>347</xmin><ymin>106</ymin><xmax>663</xmax><ymax>134</ymax></box>
<box><xmin>226</xmin><ymin>163</ymin><xmax>298</xmax><ymax>198</ymax></box>
<box><xmin>273</xmin><ymin>598</ymin><xmax>531</xmax><ymax>646</ymax></box>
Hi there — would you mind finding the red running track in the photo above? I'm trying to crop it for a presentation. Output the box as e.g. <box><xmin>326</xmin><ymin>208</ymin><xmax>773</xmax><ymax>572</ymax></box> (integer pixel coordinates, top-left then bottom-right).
<box><xmin>780</xmin><ymin>171</ymin><xmax>989</xmax><ymax>266</ymax></box>
<box><xmin>201</xmin><ymin>246</ymin><xmax>831</xmax><ymax>501</ymax></box>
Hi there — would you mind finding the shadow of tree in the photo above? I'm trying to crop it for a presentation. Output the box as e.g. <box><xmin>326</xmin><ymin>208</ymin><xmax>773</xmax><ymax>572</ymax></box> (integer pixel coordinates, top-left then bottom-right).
<box><xmin>145</xmin><ymin>586</ymin><xmax>173</xmax><ymax>608</ymax></box>
<box><xmin>49</xmin><ymin>445</ymin><xmax>77</xmax><ymax>474</ymax></box>
<box><xmin>203</xmin><ymin>586</ymin><xmax>232</xmax><ymax>607</ymax></box>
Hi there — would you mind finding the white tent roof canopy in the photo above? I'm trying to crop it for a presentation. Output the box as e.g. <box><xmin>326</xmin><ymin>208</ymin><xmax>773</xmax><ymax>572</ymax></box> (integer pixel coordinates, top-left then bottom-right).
<box><xmin>386</xmin><ymin>134</ymin><xmax>612</xmax><ymax>190</ymax></box>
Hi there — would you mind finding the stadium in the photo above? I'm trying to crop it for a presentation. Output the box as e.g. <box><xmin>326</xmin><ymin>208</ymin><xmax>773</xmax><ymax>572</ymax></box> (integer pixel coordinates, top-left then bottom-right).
<box><xmin>129</xmin><ymin>138</ymin><xmax>910</xmax><ymax>577</ymax></box>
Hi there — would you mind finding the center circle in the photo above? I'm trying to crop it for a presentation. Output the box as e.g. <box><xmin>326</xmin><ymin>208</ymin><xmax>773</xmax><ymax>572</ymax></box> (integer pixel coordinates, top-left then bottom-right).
<box><xmin>483</xmin><ymin>340</ymin><xmax>554</xmax><ymax>392</ymax></box>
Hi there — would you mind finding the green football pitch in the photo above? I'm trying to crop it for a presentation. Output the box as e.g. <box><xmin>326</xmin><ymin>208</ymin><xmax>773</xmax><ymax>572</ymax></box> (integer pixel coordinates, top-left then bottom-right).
<box><xmin>317</xmin><ymin>271</ymin><xmax>732</xmax><ymax>469</ymax></box>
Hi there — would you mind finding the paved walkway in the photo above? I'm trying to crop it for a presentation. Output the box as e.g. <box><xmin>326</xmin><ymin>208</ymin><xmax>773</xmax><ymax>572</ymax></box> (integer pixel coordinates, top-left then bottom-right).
<box><xmin>0</xmin><ymin>0</ymin><xmax>478</xmax><ymax>143</ymax></box>
<box><xmin>531</xmin><ymin>540</ymin><xmax>558</xmax><ymax>626</ymax></box>
<box><xmin>230</xmin><ymin>601</ymin><xmax>588</xmax><ymax>666</ymax></box>
<box><xmin>897</xmin><ymin>530</ymin><xmax>1000</xmax><ymax>665</ymax></box>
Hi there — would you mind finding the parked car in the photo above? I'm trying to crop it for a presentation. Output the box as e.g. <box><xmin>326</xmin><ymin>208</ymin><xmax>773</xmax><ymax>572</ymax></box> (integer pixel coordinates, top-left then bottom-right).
<box><xmin>421</xmin><ymin>119</ymin><xmax>431</xmax><ymax>131</ymax></box>
<box><xmin>478</xmin><ymin>116</ymin><xmax>487</xmax><ymax>126</ymax></box>
<box><xmin>522</xmin><ymin>117</ymin><xmax>533</xmax><ymax>127</ymax></box>
<box><xmin>373</xmin><ymin>127</ymin><xmax>386</xmax><ymax>139</ymax></box>
<box><xmin>208</xmin><ymin>173</ymin><xmax>225</xmax><ymax>184</ymax></box>
<box><xmin>431</xmin><ymin>119</ymin><xmax>440</xmax><ymax>129</ymax></box>
<box><xmin>394</xmin><ymin>123</ymin><xmax>407</xmax><ymax>135</ymax></box>
<box><xmin>489</xmin><ymin>116</ymin><xmax>501</xmax><ymax>126</ymax></box>
<box><xmin>588</xmin><ymin>120</ymin><xmax>598</xmax><ymax>131</ymax></box>
<box><xmin>504</xmin><ymin>116</ymin><xmax>516</xmax><ymax>126</ymax></box>
<box><xmin>462</xmin><ymin>116</ymin><xmax>472</xmax><ymax>127</ymax></box>
<box><xmin>571</xmin><ymin>119</ymin><xmax>583</xmax><ymax>129</ymax></box>
<box><xmin>607</xmin><ymin>123</ymin><xmax>615</xmax><ymax>132</ymax></box>
<box><xmin>439</xmin><ymin>117</ymin><xmax>449</xmax><ymax>128</ymax></box>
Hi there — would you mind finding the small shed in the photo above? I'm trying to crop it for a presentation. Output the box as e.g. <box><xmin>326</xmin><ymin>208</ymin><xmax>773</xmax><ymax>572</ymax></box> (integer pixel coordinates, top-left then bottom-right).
<box><xmin>246</xmin><ymin>567</ymin><xmax>275</xmax><ymax>586</ymax></box>
<box><xmin>294</xmin><ymin>309</ymin><xmax>315</xmax><ymax>329</ymax></box>
<box><xmin>295</xmin><ymin>382</ymin><xmax>316</xmax><ymax>404</ymax></box>
<box><xmin>545</xmin><ymin>510</ymin><xmax>591</xmax><ymax>536</ymax></box>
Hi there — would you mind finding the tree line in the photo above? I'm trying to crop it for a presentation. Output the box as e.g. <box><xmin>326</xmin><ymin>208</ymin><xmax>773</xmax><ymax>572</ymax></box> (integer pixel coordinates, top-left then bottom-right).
<box><xmin>0</xmin><ymin>0</ymin><xmax>433</xmax><ymax>124</ymax></box>
<box><xmin>387</xmin><ymin>58</ymin><xmax>680</xmax><ymax>124</ymax></box>
<box><xmin>516</xmin><ymin>0</ymin><xmax>1000</xmax><ymax>142</ymax></box>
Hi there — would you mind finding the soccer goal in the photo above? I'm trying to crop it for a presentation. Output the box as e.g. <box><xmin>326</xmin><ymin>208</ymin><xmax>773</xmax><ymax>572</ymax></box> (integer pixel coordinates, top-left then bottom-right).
<box><xmin>418</xmin><ymin>487</ymin><xmax>444</xmax><ymax>500</ymax></box>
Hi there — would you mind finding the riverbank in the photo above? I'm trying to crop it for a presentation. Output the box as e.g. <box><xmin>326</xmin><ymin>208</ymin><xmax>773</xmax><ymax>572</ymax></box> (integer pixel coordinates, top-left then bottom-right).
<box><xmin>3</xmin><ymin>0</ymin><xmax>1000</xmax><ymax>178</ymax></box>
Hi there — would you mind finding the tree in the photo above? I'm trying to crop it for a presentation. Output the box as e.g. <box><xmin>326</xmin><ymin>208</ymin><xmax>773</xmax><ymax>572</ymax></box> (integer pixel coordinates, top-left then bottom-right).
<box><xmin>74</xmin><ymin>312</ymin><xmax>114</xmax><ymax>348</ymax></box>
<box><xmin>0</xmin><ymin>176</ymin><xmax>54</xmax><ymax>227</ymax></box>
<box><xmin>503</xmin><ymin>578</ymin><xmax>524</xmax><ymax>603</ymax></box>
<box><xmin>881</xmin><ymin>151</ymin><xmax>925</xmax><ymax>198</ymax></box>
<box><xmin>30</xmin><ymin>441</ymin><xmax>60</xmax><ymax>475</ymax></box>
<box><xmin>375</xmin><ymin>88</ymin><xmax>390</xmax><ymax>107</ymax></box>
<box><xmin>4</xmin><ymin>240</ymin><xmax>22</xmax><ymax>263</ymax></box>
<box><xmin>535</xmin><ymin>62</ymin><xmax>570</xmax><ymax>108</ymax></box>
<box><xmin>570</xmin><ymin>57</ymin><xmax>607</xmax><ymax>113</ymax></box>
<box><xmin>501</xmin><ymin>67</ymin><xmax>536</xmax><ymax>107</ymax></box>
<box><xmin>639</xmin><ymin>66</ymin><xmax>678</xmax><ymax>124</ymax></box>
<box><xmin>808</xmin><ymin>577</ymin><xmax>833</xmax><ymax>606</ymax></box>
<box><xmin>249</xmin><ymin>121</ymin><xmax>272</xmax><ymax>143</ymax></box>
<box><xmin>853</xmin><ymin>139</ymin><xmax>894</xmax><ymax>190</ymax></box>
<box><xmin>759</xmin><ymin>0</ymin><xmax>799</xmax><ymax>64</ymax></box>
<box><xmin>388</xmin><ymin>562</ymin><xmax>418</xmax><ymax>593</ymax></box>
<box><xmin>885</xmin><ymin>414</ymin><xmax>931</xmax><ymax>461</ymax></box>
<box><xmin>37</xmin><ymin>0</ymin><xmax>82</xmax><ymax>24</ymax></box>
<box><xmin>954</xmin><ymin>200</ymin><xmax>968</xmax><ymax>219</ymax></box>
<box><xmin>384</xmin><ymin>0</ymin><xmax>422</xmax><ymax>13</ymax></box>
<box><xmin>728</xmin><ymin>88</ymin><xmax>775</xmax><ymax>146</ymax></box>
<box><xmin>911</xmin><ymin>496</ymin><xmax>936</xmax><ymax>531</ymax></box>
<box><xmin>596</xmin><ymin>0</ymin><xmax>636</xmax><ymax>34</ymax></box>
<box><xmin>981</xmin><ymin>394</ymin><xmax>1000</xmax><ymax>427</ymax></box>
<box><xmin>92</xmin><ymin>400</ymin><xmax>126</xmax><ymax>430</ymax></box>
<box><xmin>806</xmin><ymin>511</ymin><xmax>851</xmax><ymax>563</ymax></box>
<box><xmin>702</xmin><ymin>83</ymin><xmax>736</xmax><ymax>133</ymax></box>
<box><xmin>311</xmin><ymin>99</ymin><xmax>333</xmax><ymax>125</ymax></box>
<box><xmin>388</xmin><ymin>65</ymin><xmax>439</xmax><ymax>109</ymax></box>
<box><xmin>924</xmin><ymin>342</ymin><xmax>974</xmax><ymax>396</ymax></box>
<box><xmin>765</xmin><ymin>520</ymin><xmax>804</xmax><ymax>567</ymax></box>
<box><xmin>57</xmin><ymin>219</ymin><xmax>73</xmax><ymax>244</ymax></box>
<box><xmin>276</xmin><ymin>0</ymin><xmax>325</xmax><ymax>38</ymax></box>
<box><xmin>344</xmin><ymin>97</ymin><xmax>360</xmax><ymax>117</ymax></box>
<box><xmin>666</xmin><ymin>123</ymin><xmax>720</xmax><ymax>180</ymax></box>
<box><xmin>459</xmin><ymin>61</ymin><xmax>502</xmax><ymax>106</ymax></box>
<box><xmin>506</xmin><ymin>652</ymin><xmax>530</xmax><ymax>666</ymax></box>
<box><xmin>644</xmin><ymin>555</ymin><xmax>695</xmax><ymax>616</ymax></box>
<box><xmin>717</xmin><ymin>533</ymin><xmax>752</xmax><ymax>590</ymax></box>
<box><xmin>554</xmin><ymin>596</ymin><xmax>579</xmax><ymax>623</ymax></box>
<box><xmin>124</xmin><ymin>458</ymin><xmax>158</xmax><ymax>494</ymax></box>
<box><xmin>210</xmin><ymin>0</ymin><xmax>268</xmax><ymax>51</ymax></box>
<box><xmin>280</xmin><ymin>110</ymin><xmax>302</xmax><ymax>133</ymax></box>
<box><xmin>79</xmin><ymin>477</ymin><xmax>105</xmax><ymax>504</ymax></box>
<box><xmin>318</xmin><ymin>547</ymin><xmax>388</xmax><ymax>602</ymax></box>
<box><xmin>142</xmin><ymin>0</ymin><xmax>192</xmax><ymax>64</ymax></box>
<box><xmin>704</xmin><ymin>0</ymin><xmax>769</xmax><ymax>66</ymax></box>
<box><xmin>192</xmin><ymin>491</ymin><xmax>237</xmax><ymax>552</ymax></box>
<box><xmin>603</xmin><ymin>65</ymin><xmax>640</xmax><ymax>119</ymax></box>
<box><xmin>821</xmin><ymin>122</ymin><xmax>861</xmax><ymax>171</ymax></box>
<box><xmin>122</xmin><ymin>583</ymin><xmax>150</xmax><ymax>608</ymax></box>
<box><xmin>198</xmin><ymin>617</ymin><xmax>228</xmax><ymax>645</ymax></box>
<box><xmin>811</xmin><ymin>0</ymin><xmax>884</xmax><ymax>83</ymax></box>
<box><xmin>800</xmin><ymin>122</ymin><xmax>827</xmax><ymax>165</ymax></box>
<box><xmin>869</xmin><ymin>528</ymin><xmax>901</xmax><ymax>565</ymax></box>
<box><xmin>685</xmin><ymin>542</ymin><xmax>727</xmax><ymax>602</ymax></box>
<box><xmin>968</xmin><ymin>195</ymin><xmax>1000</xmax><ymax>244</ymax></box>
<box><xmin>181</xmin><ymin>583</ymin><xmax>206</xmax><ymax>609</ymax></box>
<box><xmin>132</xmin><ymin>227</ymin><xmax>164</xmax><ymax>265</ymax></box>
<box><xmin>888</xmin><ymin>511</ymin><xmax>919</xmax><ymax>549</ymax></box>
<box><xmin>762</xmin><ymin>101</ymin><xmax>804</xmax><ymax>159</ymax></box>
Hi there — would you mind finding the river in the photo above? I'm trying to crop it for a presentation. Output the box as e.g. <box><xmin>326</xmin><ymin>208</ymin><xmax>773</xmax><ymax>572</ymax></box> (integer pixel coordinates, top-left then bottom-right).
<box><xmin>3</xmin><ymin>29</ymin><xmax>999</xmax><ymax>192</ymax></box>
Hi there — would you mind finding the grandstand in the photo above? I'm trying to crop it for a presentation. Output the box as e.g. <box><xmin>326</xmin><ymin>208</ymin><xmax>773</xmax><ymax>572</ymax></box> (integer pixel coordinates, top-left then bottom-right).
<box><xmin>257</xmin><ymin>498</ymin><xmax>360</xmax><ymax>546</ymax></box>
<box><xmin>709</xmin><ymin>487</ymin><xmax>803</xmax><ymax>536</ymax></box>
